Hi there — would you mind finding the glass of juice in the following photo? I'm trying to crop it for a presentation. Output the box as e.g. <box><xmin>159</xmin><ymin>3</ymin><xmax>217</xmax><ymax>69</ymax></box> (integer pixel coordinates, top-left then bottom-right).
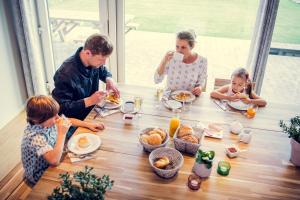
<box><xmin>169</xmin><ymin>109</ymin><xmax>181</xmax><ymax>138</ymax></box>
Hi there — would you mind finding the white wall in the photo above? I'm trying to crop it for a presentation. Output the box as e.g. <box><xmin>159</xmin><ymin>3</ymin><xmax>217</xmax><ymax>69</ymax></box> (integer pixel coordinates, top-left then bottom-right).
<box><xmin>0</xmin><ymin>0</ymin><xmax>28</xmax><ymax>130</ymax></box>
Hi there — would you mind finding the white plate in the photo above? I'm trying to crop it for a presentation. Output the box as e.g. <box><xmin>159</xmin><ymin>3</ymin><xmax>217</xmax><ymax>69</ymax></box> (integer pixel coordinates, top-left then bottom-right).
<box><xmin>163</xmin><ymin>100</ymin><xmax>182</xmax><ymax>110</ymax></box>
<box><xmin>104</xmin><ymin>99</ymin><xmax>122</xmax><ymax>110</ymax></box>
<box><xmin>227</xmin><ymin>100</ymin><xmax>249</xmax><ymax>111</ymax></box>
<box><xmin>171</xmin><ymin>90</ymin><xmax>196</xmax><ymax>103</ymax></box>
<box><xmin>67</xmin><ymin>133</ymin><xmax>101</xmax><ymax>155</ymax></box>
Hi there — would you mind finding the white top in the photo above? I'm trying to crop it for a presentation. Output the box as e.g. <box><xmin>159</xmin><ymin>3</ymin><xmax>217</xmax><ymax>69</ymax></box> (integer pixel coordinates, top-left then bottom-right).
<box><xmin>154</xmin><ymin>55</ymin><xmax>207</xmax><ymax>92</ymax></box>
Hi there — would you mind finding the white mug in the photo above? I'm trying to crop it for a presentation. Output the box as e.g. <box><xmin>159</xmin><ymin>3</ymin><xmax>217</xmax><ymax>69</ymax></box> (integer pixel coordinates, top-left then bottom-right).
<box><xmin>173</xmin><ymin>52</ymin><xmax>184</xmax><ymax>62</ymax></box>
<box><xmin>239</xmin><ymin>129</ymin><xmax>252</xmax><ymax>144</ymax></box>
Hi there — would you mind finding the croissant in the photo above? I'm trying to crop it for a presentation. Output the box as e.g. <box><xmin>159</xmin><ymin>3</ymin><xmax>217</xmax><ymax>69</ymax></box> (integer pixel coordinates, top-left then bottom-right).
<box><xmin>154</xmin><ymin>156</ymin><xmax>170</xmax><ymax>169</ymax></box>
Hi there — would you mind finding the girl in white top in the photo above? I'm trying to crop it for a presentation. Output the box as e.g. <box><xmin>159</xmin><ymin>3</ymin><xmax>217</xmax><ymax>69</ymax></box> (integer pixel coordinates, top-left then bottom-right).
<box><xmin>210</xmin><ymin>68</ymin><xmax>267</xmax><ymax>107</ymax></box>
<box><xmin>154</xmin><ymin>30</ymin><xmax>207</xmax><ymax>96</ymax></box>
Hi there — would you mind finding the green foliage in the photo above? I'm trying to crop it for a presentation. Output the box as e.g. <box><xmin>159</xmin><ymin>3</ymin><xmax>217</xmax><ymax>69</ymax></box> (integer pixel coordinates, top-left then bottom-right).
<box><xmin>48</xmin><ymin>166</ymin><xmax>114</xmax><ymax>200</ymax></box>
<box><xmin>195</xmin><ymin>149</ymin><xmax>215</xmax><ymax>169</ymax></box>
<box><xmin>280</xmin><ymin>116</ymin><xmax>300</xmax><ymax>143</ymax></box>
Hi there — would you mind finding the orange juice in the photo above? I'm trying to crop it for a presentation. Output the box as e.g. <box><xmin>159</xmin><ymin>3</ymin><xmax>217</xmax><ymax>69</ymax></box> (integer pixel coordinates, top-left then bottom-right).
<box><xmin>246</xmin><ymin>107</ymin><xmax>256</xmax><ymax>118</ymax></box>
<box><xmin>169</xmin><ymin>117</ymin><xmax>180</xmax><ymax>138</ymax></box>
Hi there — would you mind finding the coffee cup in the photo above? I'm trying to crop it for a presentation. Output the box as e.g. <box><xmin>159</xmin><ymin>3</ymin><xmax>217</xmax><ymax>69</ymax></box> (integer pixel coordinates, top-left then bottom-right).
<box><xmin>173</xmin><ymin>52</ymin><xmax>184</xmax><ymax>62</ymax></box>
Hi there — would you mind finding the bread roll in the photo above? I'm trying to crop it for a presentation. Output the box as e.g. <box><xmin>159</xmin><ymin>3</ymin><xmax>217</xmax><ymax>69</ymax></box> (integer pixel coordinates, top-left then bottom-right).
<box><xmin>154</xmin><ymin>156</ymin><xmax>170</xmax><ymax>169</ymax></box>
<box><xmin>177</xmin><ymin>125</ymin><xmax>193</xmax><ymax>138</ymax></box>
<box><xmin>78</xmin><ymin>136</ymin><xmax>90</xmax><ymax>148</ymax></box>
<box><xmin>181</xmin><ymin>134</ymin><xmax>199</xmax><ymax>144</ymax></box>
<box><xmin>150</xmin><ymin>128</ymin><xmax>166</xmax><ymax>141</ymax></box>
<box><xmin>147</xmin><ymin>133</ymin><xmax>162</xmax><ymax>145</ymax></box>
<box><xmin>141</xmin><ymin>134</ymin><xmax>149</xmax><ymax>144</ymax></box>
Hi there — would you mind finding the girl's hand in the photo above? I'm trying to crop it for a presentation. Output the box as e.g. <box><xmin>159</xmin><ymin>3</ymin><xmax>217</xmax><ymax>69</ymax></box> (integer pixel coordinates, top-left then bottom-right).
<box><xmin>192</xmin><ymin>86</ymin><xmax>202</xmax><ymax>96</ymax></box>
<box><xmin>228</xmin><ymin>94</ymin><xmax>240</xmax><ymax>101</ymax></box>
<box><xmin>56</xmin><ymin>117</ymin><xmax>71</xmax><ymax>136</ymax></box>
<box><xmin>87</xmin><ymin>122</ymin><xmax>105</xmax><ymax>132</ymax></box>
<box><xmin>163</xmin><ymin>51</ymin><xmax>174</xmax><ymax>63</ymax></box>
<box><xmin>241</xmin><ymin>98</ymin><xmax>252</xmax><ymax>104</ymax></box>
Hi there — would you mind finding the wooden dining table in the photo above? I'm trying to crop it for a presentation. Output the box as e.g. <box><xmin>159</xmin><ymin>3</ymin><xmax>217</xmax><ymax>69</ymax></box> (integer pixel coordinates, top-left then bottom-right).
<box><xmin>27</xmin><ymin>84</ymin><xmax>300</xmax><ymax>200</ymax></box>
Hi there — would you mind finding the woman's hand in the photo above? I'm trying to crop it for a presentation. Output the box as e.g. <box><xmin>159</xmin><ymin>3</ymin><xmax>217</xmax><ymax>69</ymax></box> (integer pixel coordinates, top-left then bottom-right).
<box><xmin>86</xmin><ymin>122</ymin><xmax>105</xmax><ymax>132</ymax></box>
<box><xmin>163</xmin><ymin>51</ymin><xmax>174</xmax><ymax>63</ymax></box>
<box><xmin>192</xmin><ymin>86</ymin><xmax>202</xmax><ymax>96</ymax></box>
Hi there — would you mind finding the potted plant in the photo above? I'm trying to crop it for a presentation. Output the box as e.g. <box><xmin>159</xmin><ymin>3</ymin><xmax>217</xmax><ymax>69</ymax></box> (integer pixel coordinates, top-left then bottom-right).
<box><xmin>280</xmin><ymin>116</ymin><xmax>300</xmax><ymax>166</ymax></box>
<box><xmin>48</xmin><ymin>166</ymin><xmax>114</xmax><ymax>200</ymax></box>
<box><xmin>192</xmin><ymin>149</ymin><xmax>215</xmax><ymax>178</ymax></box>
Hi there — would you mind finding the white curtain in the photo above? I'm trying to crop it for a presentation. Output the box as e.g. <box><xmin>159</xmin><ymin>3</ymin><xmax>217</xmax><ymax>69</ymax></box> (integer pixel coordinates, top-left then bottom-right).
<box><xmin>247</xmin><ymin>0</ymin><xmax>279</xmax><ymax>94</ymax></box>
<box><xmin>11</xmin><ymin>0</ymin><xmax>48</xmax><ymax>96</ymax></box>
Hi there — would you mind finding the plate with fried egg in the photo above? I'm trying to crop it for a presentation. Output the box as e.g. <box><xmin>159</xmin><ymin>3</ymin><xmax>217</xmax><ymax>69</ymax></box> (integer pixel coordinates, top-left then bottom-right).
<box><xmin>67</xmin><ymin>133</ymin><xmax>101</xmax><ymax>155</ymax></box>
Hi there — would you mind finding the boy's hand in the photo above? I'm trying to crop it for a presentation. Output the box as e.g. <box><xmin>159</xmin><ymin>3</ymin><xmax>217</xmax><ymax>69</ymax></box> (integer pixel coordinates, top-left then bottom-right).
<box><xmin>87</xmin><ymin>122</ymin><xmax>105</xmax><ymax>132</ymax></box>
<box><xmin>56</xmin><ymin>117</ymin><xmax>71</xmax><ymax>135</ymax></box>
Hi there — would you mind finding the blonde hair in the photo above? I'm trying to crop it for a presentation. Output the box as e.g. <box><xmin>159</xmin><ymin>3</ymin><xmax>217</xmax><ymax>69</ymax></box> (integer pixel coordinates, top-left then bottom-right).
<box><xmin>26</xmin><ymin>95</ymin><xmax>60</xmax><ymax>125</ymax></box>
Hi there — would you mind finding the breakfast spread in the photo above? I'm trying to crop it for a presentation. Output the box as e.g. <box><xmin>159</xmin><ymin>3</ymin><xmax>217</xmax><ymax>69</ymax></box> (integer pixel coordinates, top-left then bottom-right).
<box><xmin>175</xmin><ymin>92</ymin><xmax>191</xmax><ymax>101</ymax></box>
<box><xmin>106</xmin><ymin>93</ymin><xmax>120</xmax><ymax>104</ymax></box>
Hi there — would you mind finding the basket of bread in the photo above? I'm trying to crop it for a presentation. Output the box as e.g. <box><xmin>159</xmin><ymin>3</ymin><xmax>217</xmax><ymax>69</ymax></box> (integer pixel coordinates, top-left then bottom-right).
<box><xmin>139</xmin><ymin>128</ymin><xmax>169</xmax><ymax>152</ymax></box>
<box><xmin>174</xmin><ymin>124</ymin><xmax>202</xmax><ymax>155</ymax></box>
<box><xmin>149</xmin><ymin>147</ymin><xmax>183</xmax><ymax>179</ymax></box>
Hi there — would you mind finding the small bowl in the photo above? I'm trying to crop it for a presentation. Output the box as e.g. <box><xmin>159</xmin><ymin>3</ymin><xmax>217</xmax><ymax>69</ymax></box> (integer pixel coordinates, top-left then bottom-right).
<box><xmin>139</xmin><ymin>128</ymin><xmax>169</xmax><ymax>152</ymax></box>
<box><xmin>225</xmin><ymin>145</ymin><xmax>240</xmax><ymax>158</ymax></box>
<box><xmin>149</xmin><ymin>147</ymin><xmax>184</xmax><ymax>179</ymax></box>
<box><xmin>123</xmin><ymin>113</ymin><xmax>134</xmax><ymax>125</ymax></box>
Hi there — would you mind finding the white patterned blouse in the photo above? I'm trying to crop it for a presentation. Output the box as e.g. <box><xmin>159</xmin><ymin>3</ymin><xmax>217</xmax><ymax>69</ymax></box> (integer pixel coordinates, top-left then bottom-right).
<box><xmin>154</xmin><ymin>55</ymin><xmax>207</xmax><ymax>92</ymax></box>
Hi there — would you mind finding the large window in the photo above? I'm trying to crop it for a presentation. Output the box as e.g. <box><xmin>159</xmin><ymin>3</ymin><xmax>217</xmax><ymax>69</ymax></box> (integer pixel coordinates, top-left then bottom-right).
<box><xmin>260</xmin><ymin>0</ymin><xmax>300</xmax><ymax>105</ymax></box>
<box><xmin>125</xmin><ymin>0</ymin><xmax>259</xmax><ymax>90</ymax></box>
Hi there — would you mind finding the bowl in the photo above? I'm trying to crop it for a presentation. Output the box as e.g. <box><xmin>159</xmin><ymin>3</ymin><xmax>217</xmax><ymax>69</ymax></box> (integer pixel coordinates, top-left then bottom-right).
<box><xmin>149</xmin><ymin>147</ymin><xmax>184</xmax><ymax>179</ymax></box>
<box><xmin>225</xmin><ymin>145</ymin><xmax>240</xmax><ymax>158</ymax></box>
<box><xmin>139</xmin><ymin>128</ymin><xmax>169</xmax><ymax>152</ymax></box>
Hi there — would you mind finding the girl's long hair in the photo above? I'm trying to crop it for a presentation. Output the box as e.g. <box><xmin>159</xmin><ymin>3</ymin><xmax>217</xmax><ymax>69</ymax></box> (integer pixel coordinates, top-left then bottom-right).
<box><xmin>231</xmin><ymin>68</ymin><xmax>253</xmax><ymax>99</ymax></box>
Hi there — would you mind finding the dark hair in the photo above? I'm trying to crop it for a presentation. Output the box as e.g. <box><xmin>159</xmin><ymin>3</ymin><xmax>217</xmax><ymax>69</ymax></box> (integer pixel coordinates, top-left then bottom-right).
<box><xmin>26</xmin><ymin>95</ymin><xmax>60</xmax><ymax>125</ymax></box>
<box><xmin>83</xmin><ymin>34</ymin><xmax>113</xmax><ymax>56</ymax></box>
<box><xmin>231</xmin><ymin>67</ymin><xmax>253</xmax><ymax>98</ymax></box>
<box><xmin>176</xmin><ymin>30</ymin><xmax>196</xmax><ymax>47</ymax></box>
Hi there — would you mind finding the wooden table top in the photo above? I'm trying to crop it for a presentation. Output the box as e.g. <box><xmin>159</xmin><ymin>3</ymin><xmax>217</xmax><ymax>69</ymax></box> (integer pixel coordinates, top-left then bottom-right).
<box><xmin>27</xmin><ymin>84</ymin><xmax>300</xmax><ymax>200</ymax></box>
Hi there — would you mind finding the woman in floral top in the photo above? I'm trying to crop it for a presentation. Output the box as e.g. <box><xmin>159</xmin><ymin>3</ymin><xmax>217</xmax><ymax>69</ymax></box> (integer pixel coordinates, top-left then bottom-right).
<box><xmin>21</xmin><ymin>95</ymin><xmax>105</xmax><ymax>185</ymax></box>
<box><xmin>154</xmin><ymin>30</ymin><xmax>207</xmax><ymax>96</ymax></box>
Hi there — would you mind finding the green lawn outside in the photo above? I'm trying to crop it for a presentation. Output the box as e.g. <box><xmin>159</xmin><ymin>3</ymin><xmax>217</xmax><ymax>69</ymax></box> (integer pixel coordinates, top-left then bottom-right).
<box><xmin>49</xmin><ymin>0</ymin><xmax>300</xmax><ymax>44</ymax></box>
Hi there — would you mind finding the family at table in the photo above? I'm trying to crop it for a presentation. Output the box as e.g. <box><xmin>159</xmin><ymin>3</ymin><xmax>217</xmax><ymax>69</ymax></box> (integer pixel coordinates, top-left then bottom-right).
<box><xmin>21</xmin><ymin>31</ymin><xmax>267</xmax><ymax>186</ymax></box>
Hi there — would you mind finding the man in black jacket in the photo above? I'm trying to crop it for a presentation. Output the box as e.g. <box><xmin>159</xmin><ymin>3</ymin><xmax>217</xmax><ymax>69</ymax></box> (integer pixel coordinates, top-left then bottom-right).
<box><xmin>52</xmin><ymin>34</ymin><xmax>119</xmax><ymax>122</ymax></box>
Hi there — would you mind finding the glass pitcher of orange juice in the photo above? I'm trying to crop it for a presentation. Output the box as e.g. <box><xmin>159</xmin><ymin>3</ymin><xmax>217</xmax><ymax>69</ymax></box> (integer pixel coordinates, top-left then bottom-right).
<box><xmin>169</xmin><ymin>110</ymin><xmax>181</xmax><ymax>138</ymax></box>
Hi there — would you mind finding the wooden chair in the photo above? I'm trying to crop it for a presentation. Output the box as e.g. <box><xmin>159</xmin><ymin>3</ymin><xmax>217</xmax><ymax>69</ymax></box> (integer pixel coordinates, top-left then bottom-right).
<box><xmin>213</xmin><ymin>78</ymin><xmax>256</xmax><ymax>91</ymax></box>
<box><xmin>213</xmin><ymin>78</ymin><xmax>231</xmax><ymax>90</ymax></box>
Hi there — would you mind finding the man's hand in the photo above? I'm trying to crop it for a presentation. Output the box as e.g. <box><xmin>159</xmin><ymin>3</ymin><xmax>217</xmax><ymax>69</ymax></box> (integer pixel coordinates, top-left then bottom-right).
<box><xmin>86</xmin><ymin>122</ymin><xmax>105</xmax><ymax>132</ymax></box>
<box><xmin>84</xmin><ymin>91</ymin><xmax>107</xmax><ymax>107</ymax></box>
<box><xmin>106</xmin><ymin>77</ymin><xmax>120</xmax><ymax>98</ymax></box>
<box><xmin>192</xmin><ymin>86</ymin><xmax>202</xmax><ymax>96</ymax></box>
